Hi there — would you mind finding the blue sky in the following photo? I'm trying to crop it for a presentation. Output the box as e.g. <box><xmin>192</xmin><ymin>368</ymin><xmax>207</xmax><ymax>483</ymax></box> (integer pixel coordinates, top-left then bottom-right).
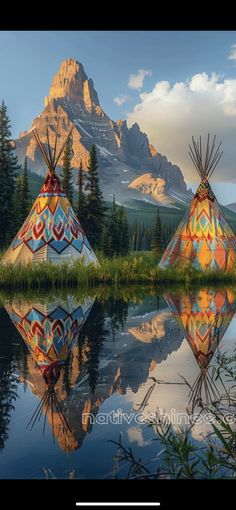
<box><xmin>1</xmin><ymin>31</ymin><xmax>236</xmax><ymax>203</ymax></box>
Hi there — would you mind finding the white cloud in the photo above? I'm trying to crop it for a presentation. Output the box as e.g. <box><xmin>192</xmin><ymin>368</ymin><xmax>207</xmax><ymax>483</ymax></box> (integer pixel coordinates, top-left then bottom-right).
<box><xmin>114</xmin><ymin>94</ymin><xmax>129</xmax><ymax>106</ymax></box>
<box><xmin>128</xmin><ymin>69</ymin><xmax>152</xmax><ymax>90</ymax></box>
<box><xmin>127</xmin><ymin>72</ymin><xmax>236</xmax><ymax>183</ymax></box>
<box><xmin>228</xmin><ymin>43</ymin><xmax>236</xmax><ymax>61</ymax></box>
<box><xmin>127</xmin><ymin>427</ymin><xmax>151</xmax><ymax>447</ymax></box>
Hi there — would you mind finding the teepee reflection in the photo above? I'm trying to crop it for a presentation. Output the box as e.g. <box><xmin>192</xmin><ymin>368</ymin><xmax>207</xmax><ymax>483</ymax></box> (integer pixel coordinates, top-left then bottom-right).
<box><xmin>4</xmin><ymin>295</ymin><xmax>94</xmax><ymax>448</ymax></box>
<box><xmin>164</xmin><ymin>288</ymin><xmax>236</xmax><ymax>412</ymax></box>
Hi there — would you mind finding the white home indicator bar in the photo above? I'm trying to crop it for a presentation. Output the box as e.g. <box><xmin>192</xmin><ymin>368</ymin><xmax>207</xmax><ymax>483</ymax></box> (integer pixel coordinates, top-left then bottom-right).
<box><xmin>76</xmin><ymin>504</ymin><xmax>161</xmax><ymax>507</ymax></box>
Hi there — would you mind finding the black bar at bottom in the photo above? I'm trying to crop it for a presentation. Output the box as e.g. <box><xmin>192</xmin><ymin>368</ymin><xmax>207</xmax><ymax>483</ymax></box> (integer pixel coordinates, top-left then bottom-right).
<box><xmin>0</xmin><ymin>478</ymin><xmax>231</xmax><ymax>509</ymax></box>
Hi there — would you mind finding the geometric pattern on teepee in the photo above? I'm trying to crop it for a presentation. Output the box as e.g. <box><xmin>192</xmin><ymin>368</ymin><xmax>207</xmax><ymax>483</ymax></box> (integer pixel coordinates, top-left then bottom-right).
<box><xmin>159</xmin><ymin>180</ymin><xmax>236</xmax><ymax>271</ymax></box>
<box><xmin>4</xmin><ymin>296</ymin><xmax>94</xmax><ymax>370</ymax></box>
<box><xmin>2</xmin><ymin>173</ymin><xmax>98</xmax><ymax>265</ymax></box>
<box><xmin>159</xmin><ymin>136</ymin><xmax>236</xmax><ymax>271</ymax></box>
<box><xmin>164</xmin><ymin>288</ymin><xmax>236</xmax><ymax>368</ymax></box>
<box><xmin>2</xmin><ymin>121</ymin><xmax>98</xmax><ymax>266</ymax></box>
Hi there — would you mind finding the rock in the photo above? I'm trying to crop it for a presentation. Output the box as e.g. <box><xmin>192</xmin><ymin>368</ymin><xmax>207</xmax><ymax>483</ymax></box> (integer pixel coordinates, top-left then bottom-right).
<box><xmin>14</xmin><ymin>58</ymin><xmax>188</xmax><ymax>204</ymax></box>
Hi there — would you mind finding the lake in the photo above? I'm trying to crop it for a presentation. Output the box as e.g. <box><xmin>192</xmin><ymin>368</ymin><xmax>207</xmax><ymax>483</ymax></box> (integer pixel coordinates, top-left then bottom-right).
<box><xmin>0</xmin><ymin>285</ymin><xmax>235</xmax><ymax>479</ymax></box>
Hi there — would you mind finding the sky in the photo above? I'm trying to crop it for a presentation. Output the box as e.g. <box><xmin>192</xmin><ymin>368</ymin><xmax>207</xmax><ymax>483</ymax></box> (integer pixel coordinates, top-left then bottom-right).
<box><xmin>1</xmin><ymin>30</ymin><xmax>236</xmax><ymax>204</ymax></box>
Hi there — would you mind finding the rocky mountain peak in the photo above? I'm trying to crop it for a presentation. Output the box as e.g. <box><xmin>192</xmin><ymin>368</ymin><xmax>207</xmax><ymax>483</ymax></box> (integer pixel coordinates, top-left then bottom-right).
<box><xmin>15</xmin><ymin>57</ymin><xmax>188</xmax><ymax>206</ymax></box>
<box><xmin>44</xmin><ymin>58</ymin><xmax>100</xmax><ymax>110</ymax></box>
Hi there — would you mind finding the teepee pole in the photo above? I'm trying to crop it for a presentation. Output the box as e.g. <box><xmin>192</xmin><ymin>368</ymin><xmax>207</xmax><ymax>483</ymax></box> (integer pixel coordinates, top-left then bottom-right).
<box><xmin>190</xmin><ymin>134</ymin><xmax>222</xmax><ymax>181</ymax></box>
<box><xmin>46</xmin><ymin>126</ymin><xmax>54</xmax><ymax>171</ymax></box>
<box><xmin>207</xmin><ymin>141</ymin><xmax>223</xmax><ymax>177</ymax></box>
<box><xmin>53</xmin><ymin>127</ymin><xmax>73</xmax><ymax>168</ymax></box>
<box><xmin>52</xmin><ymin>116</ymin><xmax>60</xmax><ymax>168</ymax></box>
<box><xmin>205</xmin><ymin>135</ymin><xmax>216</xmax><ymax>175</ymax></box>
<box><xmin>204</xmin><ymin>133</ymin><xmax>210</xmax><ymax>172</ymax></box>
<box><xmin>33</xmin><ymin>129</ymin><xmax>52</xmax><ymax>172</ymax></box>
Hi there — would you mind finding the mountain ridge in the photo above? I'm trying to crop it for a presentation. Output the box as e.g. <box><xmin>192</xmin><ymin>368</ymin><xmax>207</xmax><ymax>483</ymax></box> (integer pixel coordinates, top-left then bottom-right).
<box><xmin>15</xmin><ymin>58</ymin><xmax>190</xmax><ymax>205</ymax></box>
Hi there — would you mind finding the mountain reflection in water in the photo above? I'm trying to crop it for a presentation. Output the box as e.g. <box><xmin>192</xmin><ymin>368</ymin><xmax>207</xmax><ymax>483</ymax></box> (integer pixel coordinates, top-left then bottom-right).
<box><xmin>0</xmin><ymin>286</ymin><xmax>235</xmax><ymax>478</ymax></box>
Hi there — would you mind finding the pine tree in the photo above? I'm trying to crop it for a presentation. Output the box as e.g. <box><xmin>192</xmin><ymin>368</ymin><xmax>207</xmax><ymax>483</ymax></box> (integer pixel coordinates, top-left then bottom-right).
<box><xmin>101</xmin><ymin>199</ymin><xmax>129</xmax><ymax>257</ymax></box>
<box><xmin>119</xmin><ymin>207</ymin><xmax>129</xmax><ymax>255</ymax></box>
<box><xmin>0</xmin><ymin>101</ymin><xmax>20</xmax><ymax>247</ymax></box>
<box><xmin>85</xmin><ymin>144</ymin><xmax>106</xmax><ymax>249</ymax></box>
<box><xmin>13</xmin><ymin>157</ymin><xmax>31</xmax><ymax>236</ymax></box>
<box><xmin>151</xmin><ymin>208</ymin><xmax>163</xmax><ymax>256</ymax></box>
<box><xmin>77</xmin><ymin>160</ymin><xmax>87</xmax><ymax>229</ymax></box>
<box><xmin>78</xmin><ymin>302</ymin><xmax>106</xmax><ymax>394</ymax></box>
<box><xmin>100</xmin><ymin>221</ymin><xmax>111</xmax><ymax>256</ymax></box>
<box><xmin>110</xmin><ymin>196</ymin><xmax>120</xmax><ymax>256</ymax></box>
<box><xmin>62</xmin><ymin>135</ymin><xmax>74</xmax><ymax>205</ymax></box>
<box><xmin>0</xmin><ymin>307</ymin><xmax>19</xmax><ymax>451</ymax></box>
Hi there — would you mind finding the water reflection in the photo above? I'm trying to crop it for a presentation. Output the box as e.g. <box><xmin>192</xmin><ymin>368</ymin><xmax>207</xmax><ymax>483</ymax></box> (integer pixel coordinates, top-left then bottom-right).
<box><xmin>4</xmin><ymin>296</ymin><xmax>94</xmax><ymax>451</ymax></box>
<box><xmin>164</xmin><ymin>288</ymin><xmax>236</xmax><ymax>412</ymax></box>
<box><xmin>0</xmin><ymin>286</ymin><xmax>235</xmax><ymax>478</ymax></box>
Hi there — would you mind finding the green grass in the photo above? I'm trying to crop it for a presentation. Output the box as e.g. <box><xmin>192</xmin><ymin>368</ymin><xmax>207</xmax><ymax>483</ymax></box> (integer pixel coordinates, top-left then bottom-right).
<box><xmin>111</xmin><ymin>348</ymin><xmax>236</xmax><ymax>479</ymax></box>
<box><xmin>1</xmin><ymin>251</ymin><xmax>236</xmax><ymax>289</ymax></box>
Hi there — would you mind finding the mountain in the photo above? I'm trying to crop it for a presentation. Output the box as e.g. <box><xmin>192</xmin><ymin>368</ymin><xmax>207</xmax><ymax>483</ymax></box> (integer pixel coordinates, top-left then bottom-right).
<box><xmin>226</xmin><ymin>202</ymin><xmax>236</xmax><ymax>213</ymax></box>
<box><xmin>14</xmin><ymin>58</ymin><xmax>191</xmax><ymax>206</ymax></box>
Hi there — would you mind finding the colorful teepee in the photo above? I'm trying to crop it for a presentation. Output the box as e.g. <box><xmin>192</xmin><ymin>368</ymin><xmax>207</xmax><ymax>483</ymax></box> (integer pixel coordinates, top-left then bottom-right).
<box><xmin>2</xmin><ymin>122</ymin><xmax>98</xmax><ymax>265</ymax></box>
<box><xmin>159</xmin><ymin>135</ymin><xmax>236</xmax><ymax>271</ymax></box>
<box><xmin>4</xmin><ymin>294</ymin><xmax>94</xmax><ymax>380</ymax></box>
<box><xmin>4</xmin><ymin>294</ymin><xmax>94</xmax><ymax>448</ymax></box>
<box><xmin>164</xmin><ymin>288</ymin><xmax>236</xmax><ymax>411</ymax></box>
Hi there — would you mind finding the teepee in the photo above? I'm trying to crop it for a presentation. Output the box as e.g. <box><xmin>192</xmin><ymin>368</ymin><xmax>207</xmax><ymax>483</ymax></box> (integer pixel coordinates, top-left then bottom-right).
<box><xmin>2</xmin><ymin>122</ymin><xmax>98</xmax><ymax>265</ymax></box>
<box><xmin>159</xmin><ymin>135</ymin><xmax>236</xmax><ymax>271</ymax></box>
<box><xmin>164</xmin><ymin>288</ymin><xmax>236</xmax><ymax>411</ymax></box>
<box><xmin>4</xmin><ymin>294</ymin><xmax>94</xmax><ymax>449</ymax></box>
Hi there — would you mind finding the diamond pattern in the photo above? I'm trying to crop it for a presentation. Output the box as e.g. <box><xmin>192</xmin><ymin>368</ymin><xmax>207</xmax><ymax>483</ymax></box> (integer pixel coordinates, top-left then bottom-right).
<box><xmin>159</xmin><ymin>179</ymin><xmax>236</xmax><ymax>271</ymax></box>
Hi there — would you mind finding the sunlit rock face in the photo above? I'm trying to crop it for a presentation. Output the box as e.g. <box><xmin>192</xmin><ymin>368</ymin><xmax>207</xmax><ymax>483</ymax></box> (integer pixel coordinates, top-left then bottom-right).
<box><xmin>129</xmin><ymin>174</ymin><xmax>174</xmax><ymax>204</ymax></box>
<box><xmin>129</xmin><ymin>311</ymin><xmax>178</xmax><ymax>343</ymax></box>
<box><xmin>45</xmin><ymin>59</ymin><xmax>100</xmax><ymax>109</ymax></box>
<box><xmin>14</xmin><ymin>58</ymin><xmax>188</xmax><ymax>205</ymax></box>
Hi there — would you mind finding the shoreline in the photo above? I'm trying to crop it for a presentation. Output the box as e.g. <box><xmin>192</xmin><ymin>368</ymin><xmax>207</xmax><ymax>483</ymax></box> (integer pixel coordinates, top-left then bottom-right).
<box><xmin>0</xmin><ymin>252</ymin><xmax>236</xmax><ymax>289</ymax></box>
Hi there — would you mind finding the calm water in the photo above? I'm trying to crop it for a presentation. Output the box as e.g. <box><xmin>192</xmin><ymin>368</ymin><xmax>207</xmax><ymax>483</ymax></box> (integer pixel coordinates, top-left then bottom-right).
<box><xmin>0</xmin><ymin>286</ymin><xmax>235</xmax><ymax>479</ymax></box>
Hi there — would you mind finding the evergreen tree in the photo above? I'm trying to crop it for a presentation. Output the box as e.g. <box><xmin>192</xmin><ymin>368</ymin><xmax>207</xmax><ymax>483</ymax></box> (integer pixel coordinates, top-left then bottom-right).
<box><xmin>110</xmin><ymin>196</ymin><xmax>120</xmax><ymax>256</ymax></box>
<box><xmin>85</xmin><ymin>144</ymin><xmax>106</xmax><ymax>249</ymax></box>
<box><xmin>119</xmin><ymin>206</ymin><xmax>129</xmax><ymax>255</ymax></box>
<box><xmin>151</xmin><ymin>208</ymin><xmax>163</xmax><ymax>256</ymax></box>
<box><xmin>62</xmin><ymin>135</ymin><xmax>74</xmax><ymax>205</ymax></box>
<box><xmin>100</xmin><ymin>220</ymin><xmax>111</xmax><ymax>256</ymax></box>
<box><xmin>77</xmin><ymin>160</ymin><xmax>87</xmax><ymax>229</ymax></box>
<box><xmin>0</xmin><ymin>307</ymin><xmax>20</xmax><ymax>451</ymax></box>
<box><xmin>101</xmin><ymin>199</ymin><xmax>129</xmax><ymax>257</ymax></box>
<box><xmin>13</xmin><ymin>157</ymin><xmax>31</xmax><ymax>236</ymax></box>
<box><xmin>79</xmin><ymin>301</ymin><xmax>107</xmax><ymax>394</ymax></box>
<box><xmin>0</xmin><ymin>101</ymin><xmax>20</xmax><ymax>247</ymax></box>
<box><xmin>105</xmin><ymin>296</ymin><xmax>129</xmax><ymax>341</ymax></box>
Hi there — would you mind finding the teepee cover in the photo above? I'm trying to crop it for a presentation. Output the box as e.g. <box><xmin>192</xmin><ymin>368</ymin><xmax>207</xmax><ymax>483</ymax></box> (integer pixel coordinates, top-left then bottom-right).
<box><xmin>2</xmin><ymin>123</ymin><xmax>98</xmax><ymax>266</ymax></box>
<box><xmin>164</xmin><ymin>288</ymin><xmax>236</xmax><ymax>368</ymax></box>
<box><xmin>159</xmin><ymin>136</ymin><xmax>236</xmax><ymax>271</ymax></box>
<box><xmin>164</xmin><ymin>288</ymin><xmax>236</xmax><ymax>410</ymax></box>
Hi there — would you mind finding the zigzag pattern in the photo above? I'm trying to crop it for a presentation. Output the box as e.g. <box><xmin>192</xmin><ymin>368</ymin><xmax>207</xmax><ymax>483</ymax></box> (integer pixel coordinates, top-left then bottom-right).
<box><xmin>159</xmin><ymin>180</ymin><xmax>236</xmax><ymax>270</ymax></box>
<box><xmin>7</xmin><ymin>300</ymin><xmax>93</xmax><ymax>368</ymax></box>
<box><xmin>164</xmin><ymin>289</ymin><xmax>236</xmax><ymax>368</ymax></box>
<box><xmin>9</xmin><ymin>175</ymin><xmax>91</xmax><ymax>255</ymax></box>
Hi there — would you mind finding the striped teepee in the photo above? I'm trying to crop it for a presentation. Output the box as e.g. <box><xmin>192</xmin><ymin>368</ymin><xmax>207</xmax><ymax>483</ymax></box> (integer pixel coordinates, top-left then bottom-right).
<box><xmin>164</xmin><ymin>288</ymin><xmax>236</xmax><ymax>411</ymax></box>
<box><xmin>2</xmin><ymin>121</ymin><xmax>98</xmax><ymax>265</ymax></box>
<box><xmin>159</xmin><ymin>135</ymin><xmax>236</xmax><ymax>271</ymax></box>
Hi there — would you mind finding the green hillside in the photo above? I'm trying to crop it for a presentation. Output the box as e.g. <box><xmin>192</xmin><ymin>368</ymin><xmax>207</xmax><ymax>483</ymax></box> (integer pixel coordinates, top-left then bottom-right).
<box><xmin>124</xmin><ymin>198</ymin><xmax>236</xmax><ymax>233</ymax></box>
<box><xmin>124</xmin><ymin>199</ymin><xmax>185</xmax><ymax>227</ymax></box>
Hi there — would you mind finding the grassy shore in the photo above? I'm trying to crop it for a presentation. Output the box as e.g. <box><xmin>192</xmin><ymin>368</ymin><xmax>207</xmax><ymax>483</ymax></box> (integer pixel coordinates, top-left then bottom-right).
<box><xmin>0</xmin><ymin>251</ymin><xmax>236</xmax><ymax>289</ymax></box>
